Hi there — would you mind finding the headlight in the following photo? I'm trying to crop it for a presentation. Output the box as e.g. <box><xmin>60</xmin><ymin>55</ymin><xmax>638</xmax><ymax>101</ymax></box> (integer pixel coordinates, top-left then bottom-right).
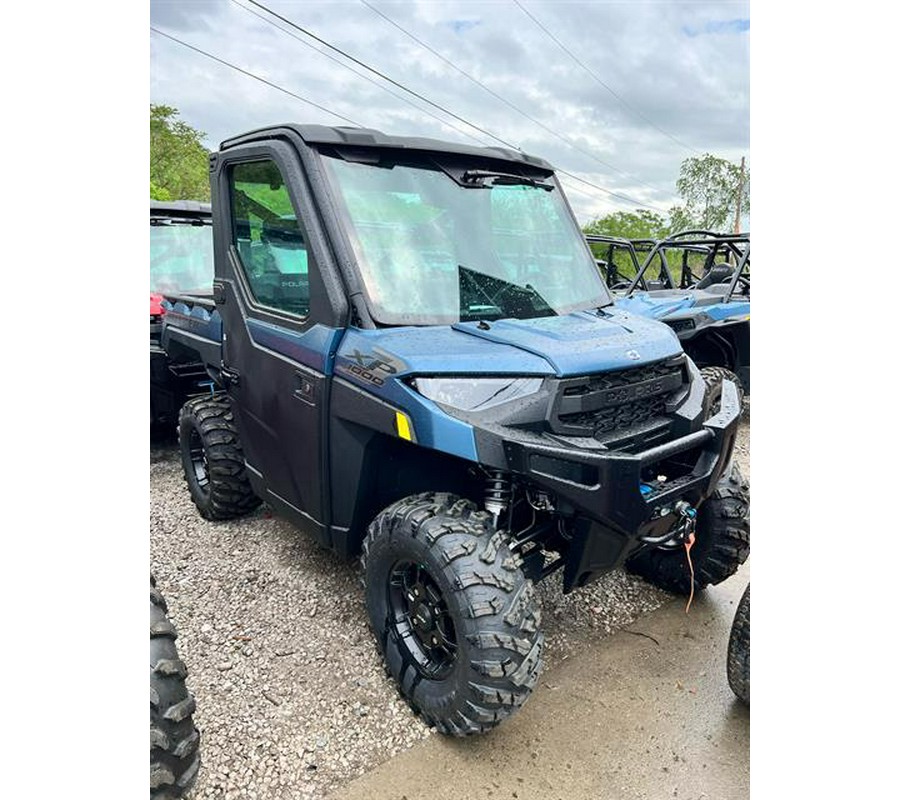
<box><xmin>412</xmin><ymin>376</ymin><xmax>544</xmax><ymax>411</ymax></box>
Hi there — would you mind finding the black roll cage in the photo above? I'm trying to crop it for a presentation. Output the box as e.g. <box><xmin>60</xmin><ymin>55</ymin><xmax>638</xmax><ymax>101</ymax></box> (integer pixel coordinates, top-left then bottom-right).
<box><xmin>586</xmin><ymin>230</ymin><xmax>750</xmax><ymax>302</ymax></box>
<box><xmin>584</xmin><ymin>233</ymin><xmax>638</xmax><ymax>285</ymax></box>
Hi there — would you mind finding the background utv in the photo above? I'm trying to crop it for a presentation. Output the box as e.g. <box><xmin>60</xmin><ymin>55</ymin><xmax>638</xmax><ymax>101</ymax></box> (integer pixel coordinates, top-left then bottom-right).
<box><xmin>589</xmin><ymin>230</ymin><xmax>750</xmax><ymax>405</ymax></box>
<box><xmin>150</xmin><ymin>201</ymin><xmax>214</xmax><ymax>435</ymax></box>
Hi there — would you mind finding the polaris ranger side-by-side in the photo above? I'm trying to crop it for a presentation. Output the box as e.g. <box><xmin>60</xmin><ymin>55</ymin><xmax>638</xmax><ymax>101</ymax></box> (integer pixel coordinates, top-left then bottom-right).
<box><xmin>161</xmin><ymin>124</ymin><xmax>749</xmax><ymax>736</ymax></box>
<box><xmin>588</xmin><ymin>234</ymin><xmax>712</xmax><ymax>293</ymax></box>
<box><xmin>150</xmin><ymin>201</ymin><xmax>215</xmax><ymax>433</ymax></box>
<box><xmin>588</xmin><ymin>231</ymin><xmax>750</xmax><ymax>407</ymax></box>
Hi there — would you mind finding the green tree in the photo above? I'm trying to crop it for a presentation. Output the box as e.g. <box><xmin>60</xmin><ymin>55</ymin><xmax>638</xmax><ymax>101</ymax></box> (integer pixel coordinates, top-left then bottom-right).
<box><xmin>671</xmin><ymin>154</ymin><xmax>749</xmax><ymax>231</ymax></box>
<box><xmin>150</xmin><ymin>104</ymin><xmax>211</xmax><ymax>201</ymax></box>
<box><xmin>150</xmin><ymin>180</ymin><xmax>171</xmax><ymax>201</ymax></box>
<box><xmin>582</xmin><ymin>209</ymin><xmax>669</xmax><ymax>240</ymax></box>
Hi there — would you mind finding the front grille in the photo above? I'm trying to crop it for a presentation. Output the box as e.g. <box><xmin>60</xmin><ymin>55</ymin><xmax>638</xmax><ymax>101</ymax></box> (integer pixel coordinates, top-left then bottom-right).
<box><xmin>549</xmin><ymin>357</ymin><xmax>686</xmax><ymax>445</ymax></box>
<box><xmin>560</xmin><ymin>395</ymin><xmax>666</xmax><ymax>434</ymax></box>
<box><xmin>561</xmin><ymin>360</ymin><xmax>682</xmax><ymax>398</ymax></box>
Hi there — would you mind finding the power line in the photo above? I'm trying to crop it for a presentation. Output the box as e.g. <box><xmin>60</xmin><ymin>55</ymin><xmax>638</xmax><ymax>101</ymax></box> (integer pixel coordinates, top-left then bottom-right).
<box><xmin>246</xmin><ymin>0</ymin><xmax>519</xmax><ymax>149</ymax></box>
<box><xmin>245</xmin><ymin>0</ymin><xmax>664</xmax><ymax>211</ymax></box>
<box><xmin>229</xmin><ymin>0</ymin><xmax>493</xmax><ymax>147</ymax></box>
<box><xmin>557</xmin><ymin>176</ymin><xmax>665</xmax><ymax>226</ymax></box>
<box><xmin>556</xmin><ymin>175</ymin><xmax>618</xmax><ymax>210</ymax></box>
<box><xmin>556</xmin><ymin>168</ymin><xmax>663</xmax><ymax>212</ymax></box>
<box><xmin>149</xmin><ymin>26</ymin><xmax>362</xmax><ymax>126</ymax></box>
<box><xmin>359</xmin><ymin>0</ymin><xmax>680</xmax><ymax>201</ymax></box>
<box><xmin>513</xmin><ymin>0</ymin><xmax>703</xmax><ymax>157</ymax></box>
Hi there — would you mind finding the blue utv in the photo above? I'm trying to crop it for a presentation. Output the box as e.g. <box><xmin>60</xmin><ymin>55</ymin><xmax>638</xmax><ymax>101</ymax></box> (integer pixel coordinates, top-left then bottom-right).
<box><xmin>588</xmin><ymin>231</ymin><xmax>750</xmax><ymax>409</ymax></box>
<box><xmin>150</xmin><ymin>201</ymin><xmax>215</xmax><ymax>435</ymax></box>
<box><xmin>161</xmin><ymin>124</ymin><xmax>749</xmax><ymax>736</ymax></box>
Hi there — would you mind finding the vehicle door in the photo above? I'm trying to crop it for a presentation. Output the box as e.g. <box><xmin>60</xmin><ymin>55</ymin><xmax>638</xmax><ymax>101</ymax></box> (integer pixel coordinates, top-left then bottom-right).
<box><xmin>212</xmin><ymin>142</ymin><xmax>342</xmax><ymax>539</ymax></box>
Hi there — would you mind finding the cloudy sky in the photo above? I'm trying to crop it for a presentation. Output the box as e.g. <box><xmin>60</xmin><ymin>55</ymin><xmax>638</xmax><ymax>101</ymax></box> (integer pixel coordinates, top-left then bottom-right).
<box><xmin>150</xmin><ymin>0</ymin><xmax>749</xmax><ymax>224</ymax></box>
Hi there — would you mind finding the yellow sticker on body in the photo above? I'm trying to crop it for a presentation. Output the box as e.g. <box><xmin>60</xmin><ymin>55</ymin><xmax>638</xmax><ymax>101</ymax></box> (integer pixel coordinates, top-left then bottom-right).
<box><xmin>395</xmin><ymin>411</ymin><xmax>413</xmax><ymax>441</ymax></box>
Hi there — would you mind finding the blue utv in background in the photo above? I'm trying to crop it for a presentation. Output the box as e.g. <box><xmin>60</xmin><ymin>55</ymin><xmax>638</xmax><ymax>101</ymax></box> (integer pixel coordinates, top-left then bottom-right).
<box><xmin>161</xmin><ymin>124</ymin><xmax>749</xmax><ymax>737</ymax></box>
<box><xmin>588</xmin><ymin>230</ymin><xmax>750</xmax><ymax>409</ymax></box>
<box><xmin>150</xmin><ymin>201</ymin><xmax>215</xmax><ymax>435</ymax></box>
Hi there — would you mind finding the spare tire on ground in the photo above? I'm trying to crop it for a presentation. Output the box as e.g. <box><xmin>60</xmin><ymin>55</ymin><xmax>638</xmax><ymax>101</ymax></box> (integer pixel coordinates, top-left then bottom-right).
<box><xmin>151</xmin><ymin>576</ymin><xmax>200</xmax><ymax>798</ymax></box>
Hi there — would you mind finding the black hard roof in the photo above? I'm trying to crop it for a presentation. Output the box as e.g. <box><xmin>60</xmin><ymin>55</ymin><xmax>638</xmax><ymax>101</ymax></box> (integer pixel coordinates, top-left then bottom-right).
<box><xmin>150</xmin><ymin>200</ymin><xmax>212</xmax><ymax>219</ymax></box>
<box><xmin>220</xmin><ymin>124</ymin><xmax>555</xmax><ymax>172</ymax></box>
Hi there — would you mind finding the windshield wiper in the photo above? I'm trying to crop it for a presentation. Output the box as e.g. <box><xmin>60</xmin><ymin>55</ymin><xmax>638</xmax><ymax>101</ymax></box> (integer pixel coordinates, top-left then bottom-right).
<box><xmin>460</xmin><ymin>170</ymin><xmax>554</xmax><ymax>191</ymax></box>
<box><xmin>457</xmin><ymin>265</ymin><xmax>503</xmax><ymax>317</ymax></box>
<box><xmin>458</xmin><ymin>265</ymin><xmax>556</xmax><ymax>321</ymax></box>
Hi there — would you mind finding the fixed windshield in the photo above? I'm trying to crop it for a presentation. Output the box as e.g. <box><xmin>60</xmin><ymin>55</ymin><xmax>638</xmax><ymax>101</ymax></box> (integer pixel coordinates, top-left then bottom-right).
<box><xmin>150</xmin><ymin>220</ymin><xmax>214</xmax><ymax>295</ymax></box>
<box><xmin>322</xmin><ymin>155</ymin><xmax>612</xmax><ymax>325</ymax></box>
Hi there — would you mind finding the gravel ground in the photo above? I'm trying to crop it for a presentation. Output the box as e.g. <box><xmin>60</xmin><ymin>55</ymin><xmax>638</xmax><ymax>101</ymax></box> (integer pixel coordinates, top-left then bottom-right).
<box><xmin>151</xmin><ymin>419</ymin><xmax>749</xmax><ymax>800</ymax></box>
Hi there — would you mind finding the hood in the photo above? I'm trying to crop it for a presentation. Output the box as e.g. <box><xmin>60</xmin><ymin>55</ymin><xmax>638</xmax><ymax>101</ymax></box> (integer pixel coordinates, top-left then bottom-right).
<box><xmin>336</xmin><ymin>308</ymin><xmax>682</xmax><ymax>379</ymax></box>
<box><xmin>450</xmin><ymin>309</ymin><xmax>681</xmax><ymax>375</ymax></box>
<box><xmin>615</xmin><ymin>291</ymin><xmax>701</xmax><ymax>319</ymax></box>
<box><xmin>615</xmin><ymin>290</ymin><xmax>750</xmax><ymax>323</ymax></box>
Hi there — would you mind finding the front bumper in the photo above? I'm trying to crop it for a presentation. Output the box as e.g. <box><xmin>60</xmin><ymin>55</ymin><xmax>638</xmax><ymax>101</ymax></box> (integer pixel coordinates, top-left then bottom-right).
<box><xmin>495</xmin><ymin>379</ymin><xmax>742</xmax><ymax>590</ymax></box>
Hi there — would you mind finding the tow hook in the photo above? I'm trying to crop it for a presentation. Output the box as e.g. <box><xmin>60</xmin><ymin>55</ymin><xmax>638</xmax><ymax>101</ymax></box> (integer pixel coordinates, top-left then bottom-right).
<box><xmin>639</xmin><ymin>501</ymin><xmax>698</xmax><ymax>548</ymax></box>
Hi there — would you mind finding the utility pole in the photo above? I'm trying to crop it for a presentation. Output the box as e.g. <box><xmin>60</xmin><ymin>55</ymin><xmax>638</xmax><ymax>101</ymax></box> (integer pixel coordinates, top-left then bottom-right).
<box><xmin>733</xmin><ymin>156</ymin><xmax>746</xmax><ymax>234</ymax></box>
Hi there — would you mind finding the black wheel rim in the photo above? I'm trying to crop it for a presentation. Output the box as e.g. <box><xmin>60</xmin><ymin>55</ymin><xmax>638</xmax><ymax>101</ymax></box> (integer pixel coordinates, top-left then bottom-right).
<box><xmin>188</xmin><ymin>427</ymin><xmax>210</xmax><ymax>494</ymax></box>
<box><xmin>387</xmin><ymin>561</ymin><xmax>457</xmax><ymax>680</ymax></box>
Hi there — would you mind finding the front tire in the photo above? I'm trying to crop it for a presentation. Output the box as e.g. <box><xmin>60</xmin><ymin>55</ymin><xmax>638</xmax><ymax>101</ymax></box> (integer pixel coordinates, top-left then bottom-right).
<box><xmin>727</xmin><ymin>584</ymin><xmax>750</xmax><ymax>704</ymax></box>
<box><xmin>626</xmin><ymin>465</ymin><xmax>750</xmax><ymax>595</ymax></box>
<box><xmin>151</xmin><ymin>577</ymin><xmax>200</xmax><ymax>798</ymax></box>
<box><xmin>362</xmin><ymin>493</ymin><xmax>544</xmax><ymax>736</ymax></box>
<box><xmin>701</xmin><ymin>366</ymin><xmax>746</xmax><ymax>416</ymax></box>
<box><xmin>177</xmin><ymin>395</ymin><xmax>260</xmax><ymax>520</ymax></box>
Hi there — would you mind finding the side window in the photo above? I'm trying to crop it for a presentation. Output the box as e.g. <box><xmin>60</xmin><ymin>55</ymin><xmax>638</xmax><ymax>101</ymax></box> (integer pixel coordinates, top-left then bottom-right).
<box><xmin>229</xmin><ymin>160</ymin><xmax>310</xmax><ymax>318</ymax></box>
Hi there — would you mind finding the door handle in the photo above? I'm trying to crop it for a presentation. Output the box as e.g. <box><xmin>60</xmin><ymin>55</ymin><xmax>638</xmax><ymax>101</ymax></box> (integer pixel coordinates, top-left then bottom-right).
<box><xmin>293</xmin><ymin>372</ymin><xmax>316</xmax><ymax>404</ymax></box>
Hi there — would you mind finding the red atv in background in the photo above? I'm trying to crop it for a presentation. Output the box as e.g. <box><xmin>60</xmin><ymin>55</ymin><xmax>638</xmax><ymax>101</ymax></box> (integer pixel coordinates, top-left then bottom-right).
<box><xmin>150</xmin><ymin>201</ymin><xmax>214</xmax><ymax>437</ymax></box>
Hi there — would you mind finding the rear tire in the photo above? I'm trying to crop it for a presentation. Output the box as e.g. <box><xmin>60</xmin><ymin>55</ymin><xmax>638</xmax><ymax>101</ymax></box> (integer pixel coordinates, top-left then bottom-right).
<box><xmin>150</xmin><ymin>577</ymin><xmax>200</xmax><ymax>799</ymax></box>
<box><xmin>626</xmin><ymin>465</ymin><xmax>750</xmax><ymax>595</ymax></box>
<box><xmin>178</xmin><ymin>395</ymin><xmax>260</xmax><ymax>521</ymax></box>
<box><xmin>362</xmin><ymin>492</ymin><xmax>544</xmax><ymax>736</ymax></box>
<box><xmin>727</xmin><ymin>584</ymin><xmax>750</xmax><ymax>704</ymax></box>
<box><xmin>701</xmin><ymin>366</ymin><xmax>745</xmax><ymax>416</ymax></box>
